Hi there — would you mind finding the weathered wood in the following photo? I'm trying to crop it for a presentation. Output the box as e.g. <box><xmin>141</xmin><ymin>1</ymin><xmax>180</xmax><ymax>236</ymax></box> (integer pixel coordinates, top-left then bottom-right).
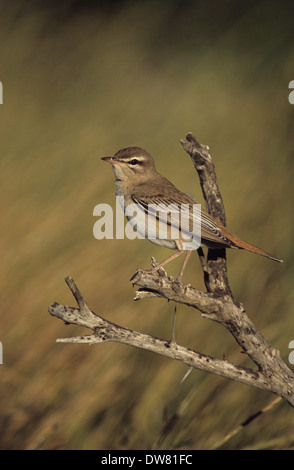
<box><xmin>49</xmin><ymin>133</ymin><xmax>294</xmax><ymax>408</ymax></box>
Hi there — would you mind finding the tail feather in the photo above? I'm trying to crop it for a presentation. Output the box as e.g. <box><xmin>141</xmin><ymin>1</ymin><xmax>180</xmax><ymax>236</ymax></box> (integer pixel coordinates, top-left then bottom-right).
<box><xmin>201</xmin><ymin>210</ymin><xmax>283</xmax><ymax>263</ymax></box>
<box><xmin>226</xmin><ymin>233</ymin><xmax>283</xmax><ymax>263</ymax></box>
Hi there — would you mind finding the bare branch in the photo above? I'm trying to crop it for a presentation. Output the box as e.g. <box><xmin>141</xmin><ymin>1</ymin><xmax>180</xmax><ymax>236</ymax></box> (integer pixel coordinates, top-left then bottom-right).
<box><xmin>181</xmin><ymin>133</ymin><xmax>233</xmax><ymax>298</ymax></box>
<box><xmin>180</xmin><ymin>133</ymin><xmax>226</xmax><ymax>225</ymax></box>
<box><xmin>49</xmin><ymin>277</ymin><xmax>283</xmax><ymax>395</ymax></box>
<box><xmin>49</xmin><ymin>133</ymin><xmax>294</xmax><ymax>409</ymax></box>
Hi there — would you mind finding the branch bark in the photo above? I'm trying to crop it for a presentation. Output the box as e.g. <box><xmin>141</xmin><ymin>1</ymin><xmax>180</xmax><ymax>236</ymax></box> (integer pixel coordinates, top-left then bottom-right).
<box><xmin>48</xmin><ymin>133</ymin><xmax>294</xmax><ymax>408</ymax></box>
<box><xmin>49</xmin><ymin>277</ymin><xmax>286</xmax><ymax>397</ymax></box>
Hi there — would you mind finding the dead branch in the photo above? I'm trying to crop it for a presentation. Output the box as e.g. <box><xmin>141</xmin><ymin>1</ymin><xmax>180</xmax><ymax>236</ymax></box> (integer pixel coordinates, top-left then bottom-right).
<box><xmin>48</xmin><ymin>133</ymin><xmax>294</xmax><ymax>408</ymax></box>
<box><xmin>49</xmin><ymin>277</ymin><xmax>287</xmax><ymax>396</ymax></box>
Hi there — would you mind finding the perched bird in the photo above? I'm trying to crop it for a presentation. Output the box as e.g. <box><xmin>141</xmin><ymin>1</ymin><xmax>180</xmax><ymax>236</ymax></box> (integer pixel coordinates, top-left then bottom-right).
<box><xmin>102</xmin><ymin>147</ymin><xmax>283</xmax><ymax>281</ymax></box>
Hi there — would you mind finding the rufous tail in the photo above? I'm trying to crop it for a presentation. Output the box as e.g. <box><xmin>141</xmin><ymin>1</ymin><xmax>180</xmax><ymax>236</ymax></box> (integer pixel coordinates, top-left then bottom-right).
<box><xmin>228</xmin><ymin>234</ymin><xmax>283</xmax><ymax>263</ymax></box>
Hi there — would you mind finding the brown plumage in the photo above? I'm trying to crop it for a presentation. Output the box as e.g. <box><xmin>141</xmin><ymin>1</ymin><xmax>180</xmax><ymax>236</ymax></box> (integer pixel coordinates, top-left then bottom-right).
<box><xmin>102</xmin><ymin>146</ymin><xmax>283</xmax><ymax>280</ymax></box>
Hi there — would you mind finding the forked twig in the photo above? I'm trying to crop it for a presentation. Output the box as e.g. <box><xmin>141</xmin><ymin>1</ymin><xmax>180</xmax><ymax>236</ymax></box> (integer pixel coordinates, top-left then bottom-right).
<box><xmin>49</xmin><ymin>134</ymin><xmax>294</xmax><ymax>410</ymax></box>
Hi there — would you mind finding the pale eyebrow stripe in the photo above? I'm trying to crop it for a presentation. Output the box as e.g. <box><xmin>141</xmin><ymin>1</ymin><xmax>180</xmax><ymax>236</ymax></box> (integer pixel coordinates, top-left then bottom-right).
<box><xmin>122</xmin><ymin>156</ymin><xmax>146</xmax><ymax>163</ymax></box>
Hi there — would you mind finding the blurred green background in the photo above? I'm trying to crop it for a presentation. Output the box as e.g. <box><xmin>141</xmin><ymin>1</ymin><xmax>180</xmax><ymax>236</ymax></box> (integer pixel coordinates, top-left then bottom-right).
<box><xmin>0</xmin><ymin>0</ymin><xmax>294</xmax><ymax>450</ymax></box>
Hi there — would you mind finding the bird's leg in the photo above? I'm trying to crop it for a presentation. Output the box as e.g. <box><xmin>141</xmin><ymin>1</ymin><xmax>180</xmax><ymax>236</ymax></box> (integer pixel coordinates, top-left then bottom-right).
<box><xmin>148</xmin><ymin>250</ymin><xmax>184</xmax><ymax>275</ymax></box>
<box><xmin>176</xmin><ymin>250</ymin><xmax>192</xmax><ymax>283</ymax></box>
<box><xmin>147</xmin><ymin>250</ymin><xmax>192</xmax><ymax>283</ymax></box>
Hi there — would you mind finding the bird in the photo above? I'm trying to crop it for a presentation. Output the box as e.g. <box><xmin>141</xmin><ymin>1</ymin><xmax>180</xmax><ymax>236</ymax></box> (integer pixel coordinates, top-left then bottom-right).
<box><xmin>102</xmin><ymin>146</ymin><xmax>283</xmax><ymax>281</ymax></box>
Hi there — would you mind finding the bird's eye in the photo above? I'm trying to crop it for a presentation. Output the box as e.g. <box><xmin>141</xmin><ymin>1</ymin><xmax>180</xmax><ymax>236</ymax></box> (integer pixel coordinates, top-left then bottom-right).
<box><xmin>129</xmin><ymin>159</ymin><xmax>138</xmax><ymax>165</ymax></box>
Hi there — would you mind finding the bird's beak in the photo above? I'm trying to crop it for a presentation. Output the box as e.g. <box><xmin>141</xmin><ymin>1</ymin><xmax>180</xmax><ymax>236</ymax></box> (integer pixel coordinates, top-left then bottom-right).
<box><xmin>101</xmin><ymin>156</ymin><xmax>120</xmax><ymax>165</ymax></box>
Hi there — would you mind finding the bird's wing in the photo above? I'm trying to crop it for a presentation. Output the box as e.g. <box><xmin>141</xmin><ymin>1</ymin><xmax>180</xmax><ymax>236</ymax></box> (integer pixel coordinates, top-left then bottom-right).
<box><xmin>131</xmin><ymin>183</ymin><xmax>234</xmax><ymax>248</ymax></box>
<box><xmin>200</xmin><ymin>210</ymin><xmax>234</xmax><ymax>247</ymax></box>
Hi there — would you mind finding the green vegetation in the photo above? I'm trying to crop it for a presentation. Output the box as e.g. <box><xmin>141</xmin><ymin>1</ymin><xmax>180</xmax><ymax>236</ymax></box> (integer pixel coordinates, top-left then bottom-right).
<box><xmin>0</xmin><ymin>0</ymin><xmax>294</xmax><ymax>449</ymax></box>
